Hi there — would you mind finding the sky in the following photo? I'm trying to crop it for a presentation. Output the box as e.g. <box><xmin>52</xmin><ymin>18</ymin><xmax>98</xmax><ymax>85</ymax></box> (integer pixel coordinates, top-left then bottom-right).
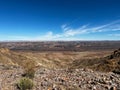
<box><xmin>0</xmin><ymin>0</ymin><xmax>120</xmax><ymax>41</ymax></box>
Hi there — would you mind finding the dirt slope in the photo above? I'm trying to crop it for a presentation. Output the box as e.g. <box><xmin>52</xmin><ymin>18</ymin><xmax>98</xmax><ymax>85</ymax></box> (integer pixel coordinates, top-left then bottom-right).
<box><xmin>71</xmin><ymin>48</ymin><xmax>120</xmax><ymax>73</ymax></box>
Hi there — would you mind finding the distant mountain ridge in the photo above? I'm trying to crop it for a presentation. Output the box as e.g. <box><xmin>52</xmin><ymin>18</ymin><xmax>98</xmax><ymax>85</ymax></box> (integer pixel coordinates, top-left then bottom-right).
<box><xmin>0</xmin><ymin>41</ymin><xmax>120</xmax><ymax>51</ymax></box>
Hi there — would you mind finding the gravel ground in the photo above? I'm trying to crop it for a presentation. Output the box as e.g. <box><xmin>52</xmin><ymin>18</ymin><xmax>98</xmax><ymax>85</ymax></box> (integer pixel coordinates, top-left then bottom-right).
<box><xmin>0</xmin><ymin>64</ymin><xmax>23</xmax><ymax>90</ymax></box>
<box><xmin>33</xmin><ymin>68</ymin><xmax>120</xmax><ymax>90</ymax></box>
<box><xmin>0</xmin><ymin>64</ymin><xmax>120</xmax><ymax>90</ymax></box>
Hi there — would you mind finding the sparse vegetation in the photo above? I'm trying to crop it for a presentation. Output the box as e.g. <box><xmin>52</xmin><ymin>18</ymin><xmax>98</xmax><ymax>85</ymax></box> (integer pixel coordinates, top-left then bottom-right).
<box><xmin>23</xmin><ymin>69</ymin><xmax>35</xmax><ymax>79</ymax></box>
<box><xmin>22</xmin><ymin>60</ymin><xmax>36</xmax><ymax>79</ymax></box>
<box><xmin>17</xmin><ymin>77</ymin><xmax>34</xmax><ymax>90</ymax></box>
<box><xmin>17</xmin><ymin>60</ymin><xmax>35</xmax><ymax>90</ymax></box>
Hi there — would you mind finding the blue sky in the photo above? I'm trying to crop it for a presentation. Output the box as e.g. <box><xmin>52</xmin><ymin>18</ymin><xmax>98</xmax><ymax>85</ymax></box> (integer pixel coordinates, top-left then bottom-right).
<box><xmin>0</xmin><ymin>0</ymin><xmax>120</xmax><ymax>41</ymax></box>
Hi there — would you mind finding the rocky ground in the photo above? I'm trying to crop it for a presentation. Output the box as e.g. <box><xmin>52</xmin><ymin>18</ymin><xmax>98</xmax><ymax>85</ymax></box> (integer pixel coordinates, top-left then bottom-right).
<box><xmin>0</xmin><ymin>64</ymin><xmax>120</xmax><ymax>90</ymax></box>
<box><xmin>0</xmin><ymin>64</ymin><xmax>23</xmax><ymax>90</ymax></box>
<box><xmin>33</xmin><ymin>68</ymin><xmax>120</xmax><ymax>90</ymax></box>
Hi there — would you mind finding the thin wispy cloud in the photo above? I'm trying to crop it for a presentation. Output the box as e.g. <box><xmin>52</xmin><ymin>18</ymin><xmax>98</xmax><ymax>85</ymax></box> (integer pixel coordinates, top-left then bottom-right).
<box><xmin>61</xmin><ymin>20</ymin><xmax>120</xmax><ymax>36</ymax></box>
<box><xmin>44</xmin><ymin>20</ymin><xmax>120</xmax><ymax>40</ymax></box>
<box><xmin>108</xmin><ymin>34</ymin><xmax>120</xmax><ymax>37</ymax></box>
<box><xmin>1</xmin><ymin>20</ymin><xmax>120</xmax><ymax>41</ymax></box>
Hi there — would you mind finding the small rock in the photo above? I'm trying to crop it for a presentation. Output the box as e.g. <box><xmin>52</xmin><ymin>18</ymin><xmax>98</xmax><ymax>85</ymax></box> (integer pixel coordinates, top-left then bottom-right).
<box><xmin>110</xmin><ymin>86</ymin><xmax>117</xmax><ymax>90</ymax></box>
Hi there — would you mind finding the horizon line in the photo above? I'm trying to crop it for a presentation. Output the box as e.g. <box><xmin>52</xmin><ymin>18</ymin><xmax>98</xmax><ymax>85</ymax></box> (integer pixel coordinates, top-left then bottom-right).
<box><xmin>0</xmin><ymin>40</ymin><xmax>120</xmax><ymax>42</ymax></box>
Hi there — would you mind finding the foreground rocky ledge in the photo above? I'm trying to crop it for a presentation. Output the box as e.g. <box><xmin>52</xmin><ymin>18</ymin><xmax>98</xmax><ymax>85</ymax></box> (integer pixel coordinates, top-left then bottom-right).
<box><xmin>0</xmin><ymin>64</ymin><xmax>120</xmax><ymax>90</ymax></box>
<box><xmin>34</xmin><ymin>68</ymin><xmax>120</xmax><ymax>90</ymax></box>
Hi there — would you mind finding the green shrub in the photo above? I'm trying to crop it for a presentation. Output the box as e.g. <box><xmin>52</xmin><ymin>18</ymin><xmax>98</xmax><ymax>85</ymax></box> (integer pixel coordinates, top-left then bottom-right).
<box><xmin>17</xmin><ymin>77</ymin><xmax>34</xmax><ymax>90</ymax></box>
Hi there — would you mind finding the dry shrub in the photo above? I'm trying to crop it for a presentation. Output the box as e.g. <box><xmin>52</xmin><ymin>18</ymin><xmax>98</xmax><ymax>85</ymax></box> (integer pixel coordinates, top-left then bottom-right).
<box><xmin>22</xmin><ymin>60</ymin><xmax>36</xmax><ymax>79</ymax></box>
